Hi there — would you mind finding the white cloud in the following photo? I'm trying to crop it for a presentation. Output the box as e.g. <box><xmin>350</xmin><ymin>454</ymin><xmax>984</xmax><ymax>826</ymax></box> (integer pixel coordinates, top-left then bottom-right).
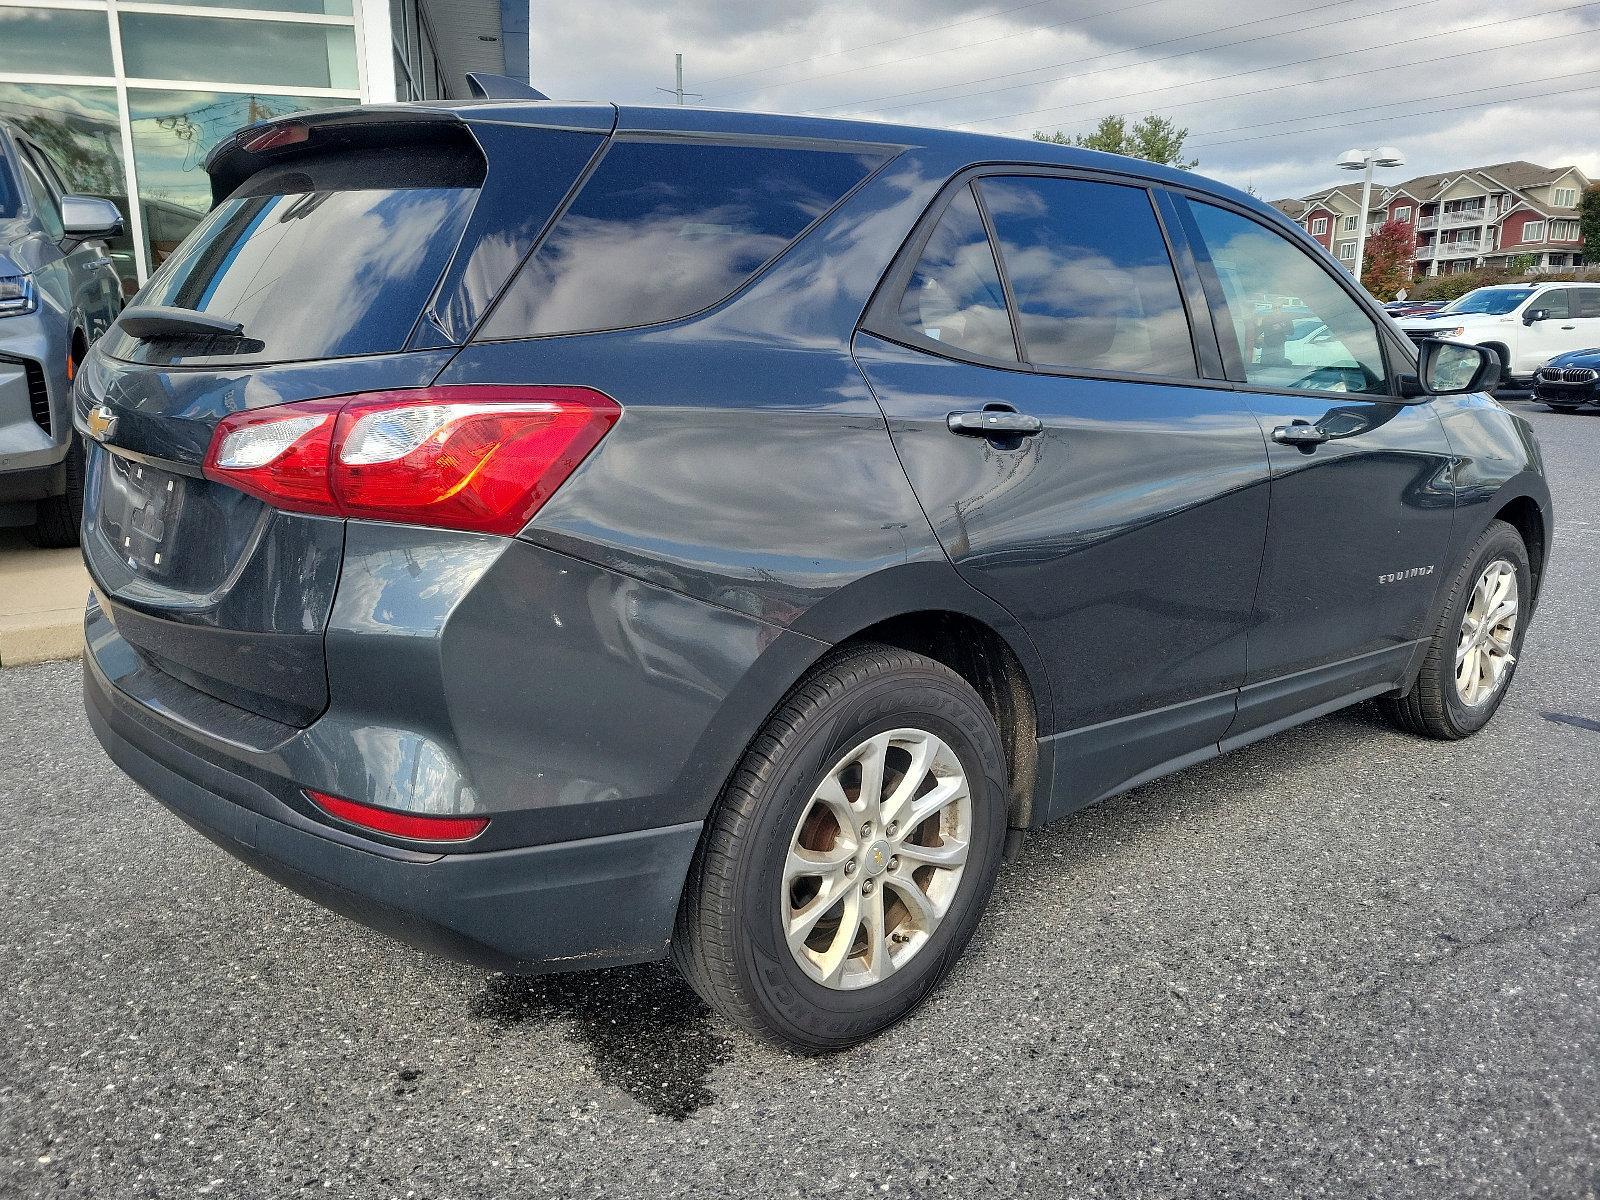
<box><xmin>531</xmin><ymin>0</ymin><xmax>1600</xmax><ymax>199</ymax></box>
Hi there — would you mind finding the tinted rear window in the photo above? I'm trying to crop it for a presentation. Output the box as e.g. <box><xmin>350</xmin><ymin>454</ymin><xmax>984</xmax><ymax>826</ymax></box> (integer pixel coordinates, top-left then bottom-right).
<box><xmin>123</xmin><ymin>146</ymin><xmax>481</xmax><ymax>364</ymax></box>
<box><xmin>479</xmin><ymin>139</ymin><xmax>887</xmax><ymax>340</ymax></box>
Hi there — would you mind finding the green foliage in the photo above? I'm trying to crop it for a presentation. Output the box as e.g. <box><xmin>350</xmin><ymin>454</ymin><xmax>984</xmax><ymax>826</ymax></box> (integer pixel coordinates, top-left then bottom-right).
<box><xmin>1579</xmin><ymin>184</ymin><xmax>1600</xmax><ymax>263</ymax></box>
<box><xmin>1034</xmin><ymin>114</ymin><xmax>1198</xmax><ymax>169</ymax></box>
<box><xmin>1405</xmin><ymin>267</ymin><xmax>1595</xmax><ymax>302</ymax></box>
<box><xmin>1360</xmin><ymin>219</ymin><xmax>1414</xmax><ymax>299</ymax></box>
<box><xmin>1505</xmin><ymin>254</ymin><xmax>1539</xmax><ymax>273</ymax></box>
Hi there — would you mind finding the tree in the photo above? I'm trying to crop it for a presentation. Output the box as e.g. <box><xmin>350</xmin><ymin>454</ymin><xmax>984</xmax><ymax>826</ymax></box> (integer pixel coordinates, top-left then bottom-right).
<box><xmin>1579</xmin><ymin>184</ymin><xmax>1600</xmax><ymax>265</ymax></box>
<box><xmin>1360</xmin><ymin>218</ymin><xmax>1414</xmax><ymax>299</ymax></box>
<box><xmin>1034</xmin><ymin>114</ymin><xmax>1198</xmax><ymax>169</ymax></box>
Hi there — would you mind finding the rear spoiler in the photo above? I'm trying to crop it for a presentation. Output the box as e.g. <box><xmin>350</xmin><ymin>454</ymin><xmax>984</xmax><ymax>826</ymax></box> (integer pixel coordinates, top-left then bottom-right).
<box><xmin>205</xmin><ymin>102</ymin><xmax>614</xmax><ymax>204</ymax></box>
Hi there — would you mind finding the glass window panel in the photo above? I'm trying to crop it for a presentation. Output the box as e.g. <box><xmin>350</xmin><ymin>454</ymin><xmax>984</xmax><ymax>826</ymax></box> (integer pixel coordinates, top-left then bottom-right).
<box><xmin>0</xmin><ymin>6</ymin><xmax>113</xmax><ymax>77</ymax></box>
<box><xmin>0</xmin><ymin>82</ymin><xmax>134</xmax><ymax>289</ymax></box>
<box><xmin>162</xmin><ymin>0</ymin><xmax>353</xmax><ymax>14</ymax></box>
<box><xmin>128</xmin><ymin>89</ymin><xmax>353</xmax><ymax>269</ymax></box>
<box><xmin>1184</xmin><ymin>199</ymin><xmax>1389</xmax><ymax>395</ymax></box>
<box><xmin>119</xmin><ymin>13</ymin><xmax>358</xmax><ymax>90</ymax></box>
<box><xmin>18</xmin><ymin>152</ymin><xmax>64</xmax><ymax>240</ymax></box>
<box><xmin>895</xmin><ymin>184</ymin><xmax>1016</xmax><ymax>361</ymax></box>
<box><xmin>483</xmin><ymin>141</ymin><xmax>887</xmax><ymax>339</ymax></box>
<box><xmin>980</xmin><ymin>176</ymin><xmax>1196</xmax><ymax>377</ymax></box>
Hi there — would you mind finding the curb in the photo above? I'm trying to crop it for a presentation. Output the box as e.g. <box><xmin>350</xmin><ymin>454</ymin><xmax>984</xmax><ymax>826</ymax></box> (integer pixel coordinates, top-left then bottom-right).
<box><xmin>0</xmin><ymin>612</ymin><xmax>84</xmax><ymax>667</ymax></box>
<box><xmin>0</xmin><ymin>540</ymin><xmax>89</xmax><ymax>668</ymax></box>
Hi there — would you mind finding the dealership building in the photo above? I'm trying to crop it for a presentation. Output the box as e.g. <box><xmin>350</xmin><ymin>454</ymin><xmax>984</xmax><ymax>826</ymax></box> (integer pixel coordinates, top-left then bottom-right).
<box><xmin>0</xmin><ymin>0</ymin><xmax>531</xmax><ymax>288</ymax></box>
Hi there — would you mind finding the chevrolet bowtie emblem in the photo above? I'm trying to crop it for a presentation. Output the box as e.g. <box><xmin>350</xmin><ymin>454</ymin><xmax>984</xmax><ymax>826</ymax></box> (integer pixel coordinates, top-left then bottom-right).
<box><xmin>86</xmin><ymin>404</ymin><xmax>117</xmax><ymax>443</ymax></box>
<box><xmin>872</xmin><ymin>848</ymin><xmax>885</xmax><ymax>866</ymax></box>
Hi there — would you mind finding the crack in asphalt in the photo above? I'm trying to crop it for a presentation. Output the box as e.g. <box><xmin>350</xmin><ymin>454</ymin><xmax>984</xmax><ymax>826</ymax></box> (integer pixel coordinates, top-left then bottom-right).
<box><xmin>1344</xmin><ymin>883</ymin><xmax>1600</xmax><ymax>1003</ymax></box>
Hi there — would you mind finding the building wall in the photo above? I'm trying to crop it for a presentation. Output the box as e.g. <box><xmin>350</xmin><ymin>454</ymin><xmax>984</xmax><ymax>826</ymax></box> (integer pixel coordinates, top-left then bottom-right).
<box><xmin>0</xmin><ymin>0</ymin><xmax>414</xmax><ymax>290</ymax></box>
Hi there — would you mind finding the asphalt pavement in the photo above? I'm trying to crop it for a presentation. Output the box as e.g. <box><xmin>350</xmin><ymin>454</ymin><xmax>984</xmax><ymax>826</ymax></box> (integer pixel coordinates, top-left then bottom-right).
<box><xmin>2</xmin><ymin>403</ymin><xmax>1597</xmax><ymax>1199</ymax></box>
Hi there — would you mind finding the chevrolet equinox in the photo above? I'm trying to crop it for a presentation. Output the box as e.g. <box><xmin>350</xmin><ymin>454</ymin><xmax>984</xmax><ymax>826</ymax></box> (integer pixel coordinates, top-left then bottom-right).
<box><xmin>78</xmin><ymin>101</ymin><xmax>1553</xmax><ymax>1052</ymax></box>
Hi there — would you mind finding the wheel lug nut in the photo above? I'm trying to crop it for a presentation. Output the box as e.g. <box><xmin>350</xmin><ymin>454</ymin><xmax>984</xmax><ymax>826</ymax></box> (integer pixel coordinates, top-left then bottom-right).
<box><xmin>844</xmin><ymin>859</ymin><xmax>857</xmax><ymax>875</ymax></box>
<box><xmin>888</xmin><ymin>856</ymin><xmax>899</xmax><ymax>871</ymax></box>
<box><xmin>861</xmin><ymin>879</ymin><xmax>875</xmax><ymax>895</ymax></box>
<box><xmin>886</xmin><ymin>821</ymin><xmax>898</xmax><ymax>837</ymax></box>
<box><xmin>860</xmin><ymin>822</ymin><xmax>872</xmax><ymax>837</ymax></box>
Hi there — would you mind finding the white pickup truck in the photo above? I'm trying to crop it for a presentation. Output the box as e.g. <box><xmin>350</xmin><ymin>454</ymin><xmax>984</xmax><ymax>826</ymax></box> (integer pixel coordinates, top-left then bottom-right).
<box><xmin>1396</xmin><ymin>282</ymin><xmax>1600</xmax><ymax>384</ymax></box>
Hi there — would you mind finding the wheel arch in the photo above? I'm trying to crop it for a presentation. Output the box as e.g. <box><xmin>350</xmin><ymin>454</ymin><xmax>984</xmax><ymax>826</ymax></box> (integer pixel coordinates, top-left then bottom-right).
<box><xmin>685</xmin><ymin>560</ymin><xmax>1054</xmax><ymax>833</ymax></box>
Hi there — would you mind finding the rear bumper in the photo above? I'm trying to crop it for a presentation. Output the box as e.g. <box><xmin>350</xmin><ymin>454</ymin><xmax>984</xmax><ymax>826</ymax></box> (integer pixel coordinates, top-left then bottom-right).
<box><xmin>84</xmin><ymin>646</ymin><xmax>703</xmax><ymax>973</ymax></box>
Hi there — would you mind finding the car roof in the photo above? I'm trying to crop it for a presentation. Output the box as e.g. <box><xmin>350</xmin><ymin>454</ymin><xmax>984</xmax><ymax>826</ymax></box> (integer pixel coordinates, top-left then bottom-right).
<box><xmin>380</xmin><ymin>98</ymin><xmax>1278</xmax><ymax>227</ymax></box>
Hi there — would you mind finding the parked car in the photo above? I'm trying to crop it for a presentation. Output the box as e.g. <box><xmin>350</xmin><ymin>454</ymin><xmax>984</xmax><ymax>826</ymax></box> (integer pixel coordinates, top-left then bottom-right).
<box><xmin>1384</xmin><ymin>299</ymin><xmax>1447</xmax><ymax>318</ymax></box>
<box><xmin>1397</xmin><ymin>282</ymin><xmax>1600</xmax><ymax>385</ymax></box>
<box><xmin>78</xmin><ymin>102</ymin><xmax>1552</xmax><ymax>1053</ymax></box>
<box><xmin>0</xmin><ymin>121</ymin><xmax>124</xmax><ymax>546</ymax></box>
<box><xmin>1532</xmin><ymin>348</ymin><xmax>1600</xmax><ymax>411</ymax></box>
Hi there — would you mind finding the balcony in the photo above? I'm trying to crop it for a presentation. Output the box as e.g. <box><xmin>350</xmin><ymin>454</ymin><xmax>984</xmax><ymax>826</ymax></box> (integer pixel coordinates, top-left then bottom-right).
<box><xmin>1440</xmin><ymin>208</ymin><xmax>1487</xmax><ymax>228</ymax></box>
<box><xmin>1417</xmin><ymin>214</ymin><xmax>1438</xmax><ymax>230</ymax></box>
<box><xmin>1437</xmin><ymin>238</ymin><xmax>1482</xmax><ymax>257</ymax></box>
<box><xmin>1415</xmin><ymin>244</ymin><xmax>1438</xmax><ymax>261</ymax></box>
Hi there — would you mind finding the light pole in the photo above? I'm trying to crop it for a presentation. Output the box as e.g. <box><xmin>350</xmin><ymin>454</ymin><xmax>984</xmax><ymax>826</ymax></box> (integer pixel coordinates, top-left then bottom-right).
<box><xmin>1337</xmin><ymin>146</ymin><xmax>1405</xmax><ymax>282</ymax></box>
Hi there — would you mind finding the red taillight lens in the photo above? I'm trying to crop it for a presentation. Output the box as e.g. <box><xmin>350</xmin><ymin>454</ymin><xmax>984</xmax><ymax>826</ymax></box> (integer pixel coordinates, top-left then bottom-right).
<box><xmin>306</xmin><ymin>789</ymin><xmax>489</xmax><ymax>843</ymax></box>
<box><xmin>203</xmin><ymin>386</ymin><xmax>619</xmax><ymax>535</ymax></box>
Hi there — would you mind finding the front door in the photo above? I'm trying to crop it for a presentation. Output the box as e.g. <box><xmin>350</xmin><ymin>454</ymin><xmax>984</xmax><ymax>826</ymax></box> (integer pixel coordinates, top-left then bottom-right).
<box><xmin>854</xmin><ymin>172</ymin><xmax>1271</xmax><ymax>817</ymax></box>
<box><xmin>1171</xmin><ymin>195</ymin><xmax>1458</xmax><ymax>745</ymax></box>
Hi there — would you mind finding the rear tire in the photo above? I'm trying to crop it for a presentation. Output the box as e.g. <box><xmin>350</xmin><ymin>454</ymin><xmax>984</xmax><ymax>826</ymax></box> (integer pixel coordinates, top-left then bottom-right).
<box><xmin>1379</xmin><ymin>519</ymin><xmax>1530</xmax><ymax>739</ymax></box>
<box><xmin>673</xmin><ymin>643</ymin><xmax>1009</xmax><ymax>1053</ymax></box>
<box><xmin>1543</xmin><ymin>402</ymin><xmax>1582</xmax><ymax>413</ymax></box>
<box><xmin>25</xmin><ymin>435</ymin><xmax>85</xmax><ymax>549</ymax></box>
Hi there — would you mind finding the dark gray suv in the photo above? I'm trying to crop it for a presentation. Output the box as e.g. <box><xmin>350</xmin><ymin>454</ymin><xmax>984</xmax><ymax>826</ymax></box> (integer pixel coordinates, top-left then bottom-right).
<box><xmin>0</xmin><ymin>121</ymin><xmax>123</xmax><ymax>546</ymax></box>
<box><xmin>80</xmin><ymin>102</ymin><xmax>1551</xmax><ymax>1052</ymax></box>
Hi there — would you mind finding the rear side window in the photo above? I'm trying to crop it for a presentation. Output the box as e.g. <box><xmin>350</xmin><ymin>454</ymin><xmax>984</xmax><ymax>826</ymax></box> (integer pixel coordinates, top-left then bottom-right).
<box><xmin>979</xmin><ymin>176</ymin><xmax>1196</xmax><ymax>378</ymax></box>
<box><xmin>895</xmin><ymin>184</ymin><xmax>1016</xmax><ymax>362</ymax></box>
<box><xmin>1577</xmin><ymin>290</ymin><xmax>1600</xmax><ymax>319</ymax></box>
<box><xmin>127</xmin><ymin>144</ymin><xmax>482</xmax><ymax>364</ymax></box>
<box><xmin>479</xmin><ymin>139</ymin><xmax>886</xmax><ymax>340</ymax></box>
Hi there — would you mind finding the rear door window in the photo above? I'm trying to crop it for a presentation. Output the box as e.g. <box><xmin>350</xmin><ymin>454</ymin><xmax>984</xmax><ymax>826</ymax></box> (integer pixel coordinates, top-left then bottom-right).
<box><xmin>123</xmin><ymin>145</ymin><xmax>483</xmax><ymax>365</ymax></box>
<box><xmin>978</xmin><ymin>176</ymin><xmax>1197</xmax><ymax>378</ymax></box>
<box><xmin>479</xmin><ymin>139</ymin><xmax>887</xmax><ymax>339</ymax></box>
<box><xmin>893</xmin><ymin>184</ymin><xmax>1017</xmax><ymax>362</ymax></box>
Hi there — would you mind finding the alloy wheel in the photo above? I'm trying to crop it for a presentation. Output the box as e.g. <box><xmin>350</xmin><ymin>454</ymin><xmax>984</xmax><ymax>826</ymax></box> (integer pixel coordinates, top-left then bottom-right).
<box><xmin>1456</xmin><ymin>559</ymin><xmax>1519</xmax><ymax>707</ymax></box>
<box><xmin>781</xmin><ymin>728</ymin><xmax>972</xmax><ymax>990</ymax></box>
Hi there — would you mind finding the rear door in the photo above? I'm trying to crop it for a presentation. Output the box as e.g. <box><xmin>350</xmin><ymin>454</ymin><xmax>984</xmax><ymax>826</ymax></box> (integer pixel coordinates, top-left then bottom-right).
<box><xmin>1169</xmin><ymin>194</ymin><xmax>1457</xmax><ymax>744</ymax></box>
<box><xmin>854</xmin><ymin>170</ymin><xmax>1270</xmax><ymax>817</ymax></box>
<box><xmin>1520</xmin><ymin>288</ymin><xmax>1584</xmax><ymax>372</ymax></box>
<box><xmin>78</xmin><ymin>113</ymin><xmax>607</xmax><ymax>726</ymax></box>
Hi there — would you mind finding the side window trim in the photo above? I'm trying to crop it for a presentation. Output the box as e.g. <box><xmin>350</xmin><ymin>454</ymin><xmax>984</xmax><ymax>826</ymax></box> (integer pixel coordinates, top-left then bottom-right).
<box><xmin>967</xmin><ymin>180</ymin><xmax>1026</xmax><ymax>363</ymax></box>
<box><xmin>1170</xmin><ymin>188</ymin><xmax>1409</xmax><ymax>398</ymax></box>
<box><xmin>1150</xmin><ymin>188</ymin><xmax>1228</xmax><ymax>381</ymax></box>
<box><xmin>864</xmin><ymin>163</ymin><xmax>1221</xmax><ymax>388</ymax></box>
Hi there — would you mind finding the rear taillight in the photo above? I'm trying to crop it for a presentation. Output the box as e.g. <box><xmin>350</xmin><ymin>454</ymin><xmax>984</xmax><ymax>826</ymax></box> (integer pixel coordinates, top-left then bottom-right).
<box><xmin>203</xmin><ymin>386</ymin><xmax>619</xmax><ymax>535</ymax></box>
<box><xmin>306</xmin><ymin>789</ymin><xmax>489</xmax><ymax>842</ymax></box>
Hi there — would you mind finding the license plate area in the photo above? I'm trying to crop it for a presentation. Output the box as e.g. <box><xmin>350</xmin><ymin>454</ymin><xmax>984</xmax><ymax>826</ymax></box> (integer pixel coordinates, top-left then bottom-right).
<box><xmin>96</xmin><ymin>451</ymin><xmax>190</xmax><ymax>579</ymax></box>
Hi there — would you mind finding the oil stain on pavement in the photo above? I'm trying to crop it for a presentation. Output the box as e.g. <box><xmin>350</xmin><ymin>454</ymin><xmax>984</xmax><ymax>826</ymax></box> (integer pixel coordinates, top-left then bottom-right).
<box><xmin>470</xmin><ymin>963</ymin><xmax>731</xmax><ymax>1120</ymax></box>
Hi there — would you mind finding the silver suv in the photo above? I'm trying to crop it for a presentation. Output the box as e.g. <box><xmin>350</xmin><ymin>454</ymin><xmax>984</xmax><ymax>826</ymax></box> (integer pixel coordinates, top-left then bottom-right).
<box><xmin>1</xmin><ymin>121</ymin><xmax>124</xmax><ymax>546</ymax></box>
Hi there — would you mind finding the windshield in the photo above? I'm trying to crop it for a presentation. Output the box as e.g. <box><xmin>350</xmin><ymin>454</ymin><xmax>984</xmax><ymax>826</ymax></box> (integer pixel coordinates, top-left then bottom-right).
<box><xmin>1443</xmin><ymin>287</ymin><xmax>1534</xmax><ymax>316</ymax></box>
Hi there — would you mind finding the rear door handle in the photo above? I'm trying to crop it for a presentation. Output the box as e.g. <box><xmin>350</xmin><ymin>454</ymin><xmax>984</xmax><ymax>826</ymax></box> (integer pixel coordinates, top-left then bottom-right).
<box><xmin>947</xmin><ymin>410</ymin><xmax>1043</xmax><ymax>437</ymax></box>
<box><xmin>1272</xmin><ymin>422</ymin><xmax>1330</xmax><ymax>447</ymax></box>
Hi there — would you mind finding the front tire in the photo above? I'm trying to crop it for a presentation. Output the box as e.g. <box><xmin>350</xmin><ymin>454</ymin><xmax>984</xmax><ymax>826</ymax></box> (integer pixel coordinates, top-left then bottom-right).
<box><xmin>1379</xmin><ymin>519</ymin><xmax>1530</xmax><ymax>739</ymax></box>
<box><xmin>25</xmin><ymin>435</ymin><xmax>85</xmax><ymax>549</ymax></box>
<box><xmin>673</xmin><ymin>643</ymin><xmax>1009</xmax><ymax>1053</ymax></box>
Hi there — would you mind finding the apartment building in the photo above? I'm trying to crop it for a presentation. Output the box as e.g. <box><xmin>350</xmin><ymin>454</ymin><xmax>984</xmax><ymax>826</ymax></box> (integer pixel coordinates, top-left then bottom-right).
<box><xmin>1273</xmin><ymin>160</ymin><xmax>1589</xmax><ymax>277</ymax></box>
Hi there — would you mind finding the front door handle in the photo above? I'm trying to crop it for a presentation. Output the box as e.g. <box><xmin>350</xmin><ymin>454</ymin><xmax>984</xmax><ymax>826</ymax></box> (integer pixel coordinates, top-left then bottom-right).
<box><xmin>1272</xmin><ymin>422</ymin><xmax>1330</xmax><ymax>447</ymax></box>
<box><xmin>948</xmin><ymin>410</ymin><xmax>1044</xmax><ymax>437</ymax></box>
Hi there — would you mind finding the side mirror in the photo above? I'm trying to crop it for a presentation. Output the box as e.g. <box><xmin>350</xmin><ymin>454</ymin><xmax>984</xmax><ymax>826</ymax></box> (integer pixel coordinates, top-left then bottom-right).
<box><xmin>1522</xmin><ymin>307</ymin><xmax>1548</xmax><ymax>326</ymax></box>
<box><xmin>1415</xmin><ymin>339</ymin><xmax>1500</xmax><ymax>396</ymax></box>
<box><xmin>60</xmin><ymin>195</ymin><xmax>124</xmax><ymax>239</ymax></box>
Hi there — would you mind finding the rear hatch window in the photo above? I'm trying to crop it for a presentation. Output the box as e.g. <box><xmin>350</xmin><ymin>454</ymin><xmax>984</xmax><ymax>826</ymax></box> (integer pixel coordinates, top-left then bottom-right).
<box><xmin>479</xmin><ymin>138</ymin><xmax>888</xmax><ymax>339</ymax></box>
<box><xmin>110</xmin><ymin>143</ymin><xmax>483</xmax><ymax>366</ymax></box>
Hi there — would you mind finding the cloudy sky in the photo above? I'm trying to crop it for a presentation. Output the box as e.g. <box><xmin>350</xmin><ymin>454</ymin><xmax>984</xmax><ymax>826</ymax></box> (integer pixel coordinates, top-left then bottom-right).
<box><xmin>530</xmin><ymin>0</ymin><xmax>1600</xmax><ymax>200</ymax></box>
